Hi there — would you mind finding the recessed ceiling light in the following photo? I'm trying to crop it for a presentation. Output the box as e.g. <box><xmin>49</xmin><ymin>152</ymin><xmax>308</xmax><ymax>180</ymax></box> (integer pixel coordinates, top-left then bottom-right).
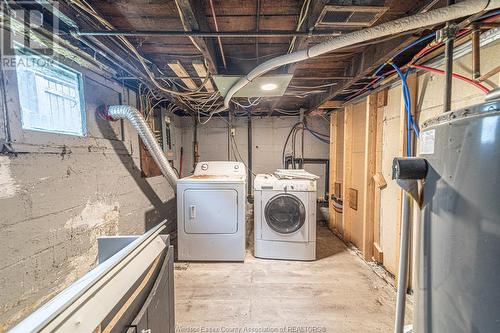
<box><xmin>260</xmin><ymin>83</ymin><xmax>278</xmax><ymax>91</ymax></box>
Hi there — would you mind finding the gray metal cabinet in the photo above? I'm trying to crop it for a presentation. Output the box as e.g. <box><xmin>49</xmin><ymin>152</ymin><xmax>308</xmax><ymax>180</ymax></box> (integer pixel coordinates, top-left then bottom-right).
<box><xmin>126</xmin><ymin>245</ymin><xmax>175</xmax><ymax>333</ymax></box>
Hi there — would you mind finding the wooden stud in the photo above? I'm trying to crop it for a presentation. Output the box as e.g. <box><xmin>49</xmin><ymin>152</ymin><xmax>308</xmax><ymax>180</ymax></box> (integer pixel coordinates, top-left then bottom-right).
<box><xmin>373</xmin><ymin>91</ymin><xmax>385</xmax><ymax>263</ymax></box>
<box><xmin>362</xmin><ymin>94</ymin><xmax>377</xmax><ymax>261</ymax></box>
<box><xmin>342</xmin><ymin>104</ymin><xmax>353</xmax><ymax>242</ymax></box>
<box><xmin>377</xmin><ymin>89</ymin><xmax>388</xmax><ymax>108</ymax></box>
<box><xmin>328</xmin><ymin>112</ymin><xmax>338</xmax><ymax>232</ymax></box>
<box><xmin>192</xmin><ymin>60</ymin><xmax>214</xmax><ymax>92</ymax></box>
<box><xmin>318</xmin><ymin>100</ymin><xmax>344</xmax><ymax>109</ymax></box>
<box><xmin>167</xmin><ymin>61</ymin><xmax>198</xmax><ymax>90</ymax></box>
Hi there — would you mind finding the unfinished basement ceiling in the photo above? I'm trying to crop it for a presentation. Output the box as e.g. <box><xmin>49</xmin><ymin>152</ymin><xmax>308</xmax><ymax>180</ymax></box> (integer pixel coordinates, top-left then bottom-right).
<box><xmin>68</xmin><ymin>0</ymin><xmax>443</xmax><ymax>115</ymax></box>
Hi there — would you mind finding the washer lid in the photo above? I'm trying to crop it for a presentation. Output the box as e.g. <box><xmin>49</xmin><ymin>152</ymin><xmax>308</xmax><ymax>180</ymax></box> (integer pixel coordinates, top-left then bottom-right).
<box><xmin>265</xmin><ymin>193</ymin><xmax>306</xmax><ymax>234</ymax></box>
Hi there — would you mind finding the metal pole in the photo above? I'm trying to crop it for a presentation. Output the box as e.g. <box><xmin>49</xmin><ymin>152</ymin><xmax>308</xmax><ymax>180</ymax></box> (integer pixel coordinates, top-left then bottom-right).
<box><xmin>443</xmin><ymin>0</ymin><xmax>456</xmax><ymax>113</ymax></box>
<box><xmin>193</xmin><ymin>116</ymin><xmax>199</xmax><ymax>170</ymax></box>
<box><xmin>247</xmin><ymin>114</ymin><xmax>253</xmax><ymax>201</ymax></box>
<box><xmin>228</xmin><ymin>111</ymin><xmax>232</xmax><ymax>161</ymax></box>
<box><xmin>74</xmin><ymin>30</ymin><xmax>340</xmax><ymax>38</ymax></box>
<box><xmin>394</xmin><ymin>193</ymin><xmax>411</xmax><ymax>333</ymax></box>
<box><xmin>472</xmin><ymin>23</ymin><xmax>481</xmax><ymax>80</ymax></box>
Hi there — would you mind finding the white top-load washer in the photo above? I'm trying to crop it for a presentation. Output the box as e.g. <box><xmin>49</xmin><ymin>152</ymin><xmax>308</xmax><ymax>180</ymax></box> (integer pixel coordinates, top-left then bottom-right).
<box><xmin>254</xmin><ymin>172</ymin><xmax>317</xmax><ymax>261</ymax></box>
<box><xmin>177</xmin><ymin>161</ymin><xmax>246</xmax><ymax>261</ymax></box>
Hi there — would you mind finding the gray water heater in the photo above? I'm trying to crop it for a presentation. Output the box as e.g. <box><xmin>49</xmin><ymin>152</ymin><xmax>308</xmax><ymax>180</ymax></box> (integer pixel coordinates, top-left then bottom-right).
<box><xmin>414</xmin><ymin>100</ymin><xmax>500</xmax><ymax>332</ymax></box>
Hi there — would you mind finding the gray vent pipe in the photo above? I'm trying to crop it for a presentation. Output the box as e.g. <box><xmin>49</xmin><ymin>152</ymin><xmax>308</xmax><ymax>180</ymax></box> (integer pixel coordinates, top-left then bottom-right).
<box><xmin>102</xmin><ymin>105</ymin><xmax>178</xmax><ymax>191</ymax></box>
<box><xmin>211</xmin><ymin>0</ymin><xmax>499</xmax><ymax>115</ymax></box>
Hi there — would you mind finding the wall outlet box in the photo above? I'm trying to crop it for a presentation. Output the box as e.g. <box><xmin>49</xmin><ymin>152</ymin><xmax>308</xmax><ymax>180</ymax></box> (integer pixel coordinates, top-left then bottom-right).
<box><xmin>230</xmin><ymin>128</ymin><xmax>236</xmax><ymax>136</ymax></box>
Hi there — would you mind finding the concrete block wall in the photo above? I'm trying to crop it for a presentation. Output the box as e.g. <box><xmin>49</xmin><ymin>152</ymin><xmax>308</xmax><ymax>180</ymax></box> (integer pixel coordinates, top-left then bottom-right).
<box><xmin>0</xmin><ymin>55</ymin><xmax>179</xmax><ymax>329</ymax></box>
<box><xmin>179</xmin><ymin>115</ymin><xmax>330</xmax><ymax>197</ymax></box>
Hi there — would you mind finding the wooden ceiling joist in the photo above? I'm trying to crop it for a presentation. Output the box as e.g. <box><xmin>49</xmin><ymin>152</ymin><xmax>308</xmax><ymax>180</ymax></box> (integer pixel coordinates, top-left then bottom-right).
<box><xmin>167</xmin><ymin>61</ymin><xmax>198</xmax><ymax>90</ymax></box>
<box><xmin>318</xmin><ymin>100</ymin><xmax>343</xmax><ymax>109</ymax></box>
<box><xmin>192</xmin><ymin>60</ymin><xmax>215</xmax><ymax>92</ymax></box>
<box><xmin>270</xmin><ymin>0</ymin><xmax>329</xmax><ymax>115</ymax></box>
<box><xmin>174</xmin><ymin>0</ymin><xmax>219</xmax><ymax>74</ymax></box>
<box><xmin>308</xmin><ymin>0</ymin><xmax>440</xmax><ymax>113</ymax></box>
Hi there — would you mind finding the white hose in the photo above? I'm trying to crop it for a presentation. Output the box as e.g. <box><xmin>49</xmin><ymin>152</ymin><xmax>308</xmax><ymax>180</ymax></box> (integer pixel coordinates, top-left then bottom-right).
<box><xmin>212</xmin><ymin>0</ymin><xmax>498</xmax><ymax>115</ymax></box>
<box><xmin>106</xmin><ymin>105</ymin><xmax>178</xmax><ymax>191</ymax></box>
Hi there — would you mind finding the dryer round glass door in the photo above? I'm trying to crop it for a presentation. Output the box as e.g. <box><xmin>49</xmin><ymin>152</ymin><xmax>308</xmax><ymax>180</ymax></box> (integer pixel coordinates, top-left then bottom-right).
<box><xmin>264</xmin><ymin>194</ymin><xmax>306</xmax><ymax>234</ymax></box>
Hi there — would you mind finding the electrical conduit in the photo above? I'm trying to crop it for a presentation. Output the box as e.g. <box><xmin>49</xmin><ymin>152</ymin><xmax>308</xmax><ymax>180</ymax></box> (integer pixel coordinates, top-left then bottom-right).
<box><xmin>101</xmin><ymin>105</ymin><xmax>179</xmax><ymax>191</ymax></box>
<box><xmin>210</xmin><ymin>0</ymin><xmax>498</xmax><ymax>115</ymax></box>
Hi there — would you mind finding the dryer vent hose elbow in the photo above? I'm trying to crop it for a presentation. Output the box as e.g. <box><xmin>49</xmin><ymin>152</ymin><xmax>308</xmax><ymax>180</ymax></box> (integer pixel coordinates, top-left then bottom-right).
<box><xmin>99</xmin><ymin>105</ymin><xmax>178</xmax><ymax>191</ymax></box>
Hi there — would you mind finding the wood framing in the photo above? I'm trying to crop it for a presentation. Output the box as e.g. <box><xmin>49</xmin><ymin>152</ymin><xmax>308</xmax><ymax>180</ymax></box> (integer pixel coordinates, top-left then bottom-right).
<box><xmin>174</xmin><ymin>0</ymin><xmax>218</xmax><ymax>74</ymax></box>
<box><xmin>167</xmin><ymin>61</ymin><xmax>198</xmax><ymax>90</ymax></box>
<box><xmin>373</xmin><ymin>89</ymin><xmax>387</xmax><ymax>263</ymax></box>
<box><xmin>319</xmin><ymin>101</ymin><xmax>344</xmax><ymax>109</ymax></box>
<box><xmin>269</xmin><ymin>0</ymin><xmax>329</xmax><ymax>114</ymax></box>
<box><xmin>342</xmin><ymin>105</ymin><xmax>353</xmax><ymax>242</ymax></box>
<box><xmin>328</xmin><ymin>112</ymin><xmax>339</xmax><ymax>231</ymax></box>
<box><xmin>192</xmin><ymin>60</ymin><xmax>215</xmax><ymax>92</ymax></box>
<box><xmin>361</xmin><ymin>94</ymin><xmax>378</xmax><ymax>261</ymax></box>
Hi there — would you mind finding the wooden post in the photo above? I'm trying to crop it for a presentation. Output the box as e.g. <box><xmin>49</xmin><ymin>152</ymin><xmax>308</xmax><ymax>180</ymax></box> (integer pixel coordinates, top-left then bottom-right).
<box><xmin>328</xmin><ymin>112</ymin><xmax>338</xmax><ymax>231</ymax></box>
<box><xmin>342</xmin><ymin>105</ymin><xmax>353</xmax><ymax>242</ymax></box>
<box><xmin>362</xmin><ymin>94</ymin><xmax>377</xmax><ymax>260</ymax></box>
<box><xmin>373</xmin><ymin>89</ymin><xmax>387</xmax><ymax>263</ymax></box>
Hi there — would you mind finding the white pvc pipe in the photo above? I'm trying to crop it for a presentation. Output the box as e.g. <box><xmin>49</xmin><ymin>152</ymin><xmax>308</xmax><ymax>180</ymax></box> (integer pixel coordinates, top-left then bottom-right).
<box><xmin>213</xmin><ymin>0</ymin><xmax>498</xmax><ymax>115</ymax></box>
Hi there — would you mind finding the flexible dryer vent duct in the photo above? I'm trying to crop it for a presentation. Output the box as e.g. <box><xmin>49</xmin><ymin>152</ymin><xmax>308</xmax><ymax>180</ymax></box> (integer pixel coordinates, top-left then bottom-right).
<box><xmin>102</xmin><ymin>105</ymin><xmax>178</xmax><ymax>191</ymax></box>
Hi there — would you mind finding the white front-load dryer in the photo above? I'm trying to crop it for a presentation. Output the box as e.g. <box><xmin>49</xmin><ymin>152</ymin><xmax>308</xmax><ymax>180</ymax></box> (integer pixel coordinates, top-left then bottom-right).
<box><xmin>254</xmin><ymin>173</ymin><xmax>317</xmax><ymax>261</ymax></box>
<box><xmin>177</xmin><ymin>161</ymin><xmax>246</xmax><ymax>261</ymax></box>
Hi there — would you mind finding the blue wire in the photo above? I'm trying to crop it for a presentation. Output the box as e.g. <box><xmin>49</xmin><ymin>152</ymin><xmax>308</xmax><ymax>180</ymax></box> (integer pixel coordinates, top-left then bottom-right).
<box><xmin>390</xmin><ymin>63</ymin><xmax>421</xmax><ymax>156</ymax></box>
<box><xmin>373</xmin><ymin>33</ymin><xmax>436</xmax><ymax>77</ymax></box>
<box><xmin>478</xmin><ymin>9</ymin><xmax>500</xmax><ymax>20</ymax></box>
<box><xmin>394</xmin><ymin>33</ymin><xmax>436</xmax><ymax>59</ymax></box>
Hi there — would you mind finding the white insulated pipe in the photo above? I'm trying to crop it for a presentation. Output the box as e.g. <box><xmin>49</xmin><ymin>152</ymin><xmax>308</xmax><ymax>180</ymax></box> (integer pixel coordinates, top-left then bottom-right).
<box><xmin>212</xmin><ymin>0</ymin><xmax>498</xmax><ymax>115</ymax></box>
<box><xmin>104</xmin><ymin>105</ymin><xmax>179</xmax><ymax>191</ymax></box>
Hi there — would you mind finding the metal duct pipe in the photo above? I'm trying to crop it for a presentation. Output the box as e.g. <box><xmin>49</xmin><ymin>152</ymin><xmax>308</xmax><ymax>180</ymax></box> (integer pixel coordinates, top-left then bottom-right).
<box><xmin>101</xmin><ymin>105</ymin><xmax>179</xmax><ymax>191</ymax></box>
<box><xmin>211</xmin><ymin>0</ymin><xmax>499</xmax><ymax>115</ymax></box>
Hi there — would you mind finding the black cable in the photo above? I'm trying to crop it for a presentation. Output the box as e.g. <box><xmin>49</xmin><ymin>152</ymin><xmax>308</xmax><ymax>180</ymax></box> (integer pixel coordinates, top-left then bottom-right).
<box><xmin>281</xmin><ymin>121</ymin><xmax>303</xmax><ymax>168</ymax></box>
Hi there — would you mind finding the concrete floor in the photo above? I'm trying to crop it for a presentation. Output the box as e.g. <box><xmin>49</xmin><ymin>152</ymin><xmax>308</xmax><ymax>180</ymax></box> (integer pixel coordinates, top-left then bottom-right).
<box><xmin>174</xmin><ymin>222</ymin><xmax>409</xmax><ymax>332</ymax></box>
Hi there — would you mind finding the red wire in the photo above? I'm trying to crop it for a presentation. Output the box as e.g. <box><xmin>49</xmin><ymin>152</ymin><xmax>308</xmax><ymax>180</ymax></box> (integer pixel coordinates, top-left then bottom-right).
<box><xmin>412</xmin><ymin>14</ymin><xmax>500</xmax><ymax>64</ymax></box>
<box><xmin>345</xmin><ymin>77</ymin><xmax>381</xmax><ymax>101</ymax></box>
<box><xmin>411</xmin><ymin>64</ymin><xmax>490</xmax><ymax>93</ymax></box>
<box><xmin>345</xmin><ymin>14</ymin><xmax>500</xmax><ymax>101</ymax></box>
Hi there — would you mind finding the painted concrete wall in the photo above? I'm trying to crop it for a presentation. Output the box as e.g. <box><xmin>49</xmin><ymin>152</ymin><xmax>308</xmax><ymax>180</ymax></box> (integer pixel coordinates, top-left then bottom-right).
<box><xmin>0</xmin><ymin>55</ymin><xmax>178</xmax><ymax>329</ymax></box>
<box><xmin>179</xmin><ymin>115</ymin><xmax>330</xmax><ymax>198</ymax></box>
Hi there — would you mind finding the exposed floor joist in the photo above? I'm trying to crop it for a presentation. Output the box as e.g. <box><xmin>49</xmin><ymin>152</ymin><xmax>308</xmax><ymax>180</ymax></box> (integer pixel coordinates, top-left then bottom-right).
<box><xmin>269</xmin><ymin>0</ymin><xmax>329</xmax><ymax>115</ymax></box>
<box><xmin>308</xmin><ymin>0</ymin><xmax>440</xmax><ymax>113</ymax></box>
<box><xmin>175</xmin><ymin>0</ymin><xmax>219</xmax><ymax>74</ymax></box>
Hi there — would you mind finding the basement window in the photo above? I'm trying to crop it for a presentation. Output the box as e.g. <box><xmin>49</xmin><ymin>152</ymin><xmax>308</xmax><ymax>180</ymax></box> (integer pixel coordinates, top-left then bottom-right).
<box><xmin>15</xmin><ymin>48</ymin><xmax>86</xmax><ymax>136</ymax></box>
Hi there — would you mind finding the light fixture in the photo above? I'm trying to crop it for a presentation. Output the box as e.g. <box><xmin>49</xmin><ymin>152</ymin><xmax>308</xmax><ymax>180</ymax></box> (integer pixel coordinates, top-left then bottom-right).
<box><xmin>260</xmin><ymin>83</ymin><xmax>278</xmax><ymax>91</ymax></box>
<box><xmin>212</xmin><ymin>74</ymin><xmax>292</xmax><ymax>97</ymax></box>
